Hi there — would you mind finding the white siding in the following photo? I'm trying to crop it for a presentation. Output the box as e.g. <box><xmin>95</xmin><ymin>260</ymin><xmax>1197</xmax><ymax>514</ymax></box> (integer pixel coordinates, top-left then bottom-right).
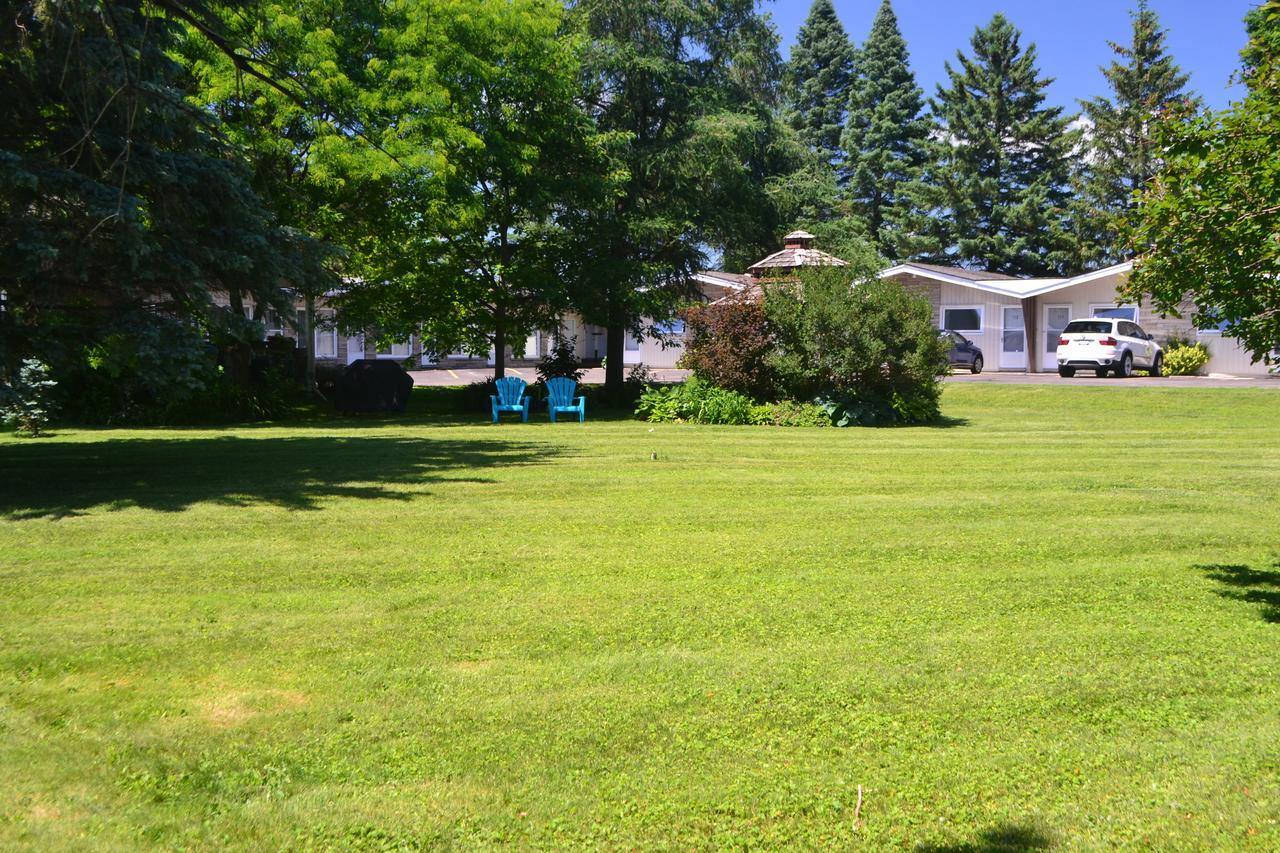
<box><xmin>938</xmin><ymin>283</ymin><xmax>1021</xmax><ymax>369</ymax></box>
<box><xmin>1198</xmin><ymin>333</ymin><xmax>1274</xmax><ymax>376</ymax></box>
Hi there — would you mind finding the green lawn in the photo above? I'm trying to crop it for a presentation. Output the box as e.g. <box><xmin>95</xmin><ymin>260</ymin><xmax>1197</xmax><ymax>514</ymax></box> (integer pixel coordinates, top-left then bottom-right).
<box><xmin>2</xmin><ymin>384</ymin><xmax>1278</xmax><ymax>849</ymax></box>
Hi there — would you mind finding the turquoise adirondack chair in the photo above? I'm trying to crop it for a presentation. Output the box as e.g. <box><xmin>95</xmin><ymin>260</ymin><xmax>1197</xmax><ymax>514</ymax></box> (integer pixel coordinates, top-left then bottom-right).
<box><xmin>490</xmin><ymin>376</ymin><xmax>530</xmax><ymax>423</ymax></box>
<box><xmin>546</xmin><ymin>377</ymin><xmax>586</xmax><ymax>423</ymax></box>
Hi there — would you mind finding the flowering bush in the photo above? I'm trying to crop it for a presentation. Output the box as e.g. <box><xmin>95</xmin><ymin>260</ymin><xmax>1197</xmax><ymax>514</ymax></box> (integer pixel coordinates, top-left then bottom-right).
<box><xmin>1162</xmin><ymin>341</ymin><xmax>1211</xmax><ymax>376</ymax></box>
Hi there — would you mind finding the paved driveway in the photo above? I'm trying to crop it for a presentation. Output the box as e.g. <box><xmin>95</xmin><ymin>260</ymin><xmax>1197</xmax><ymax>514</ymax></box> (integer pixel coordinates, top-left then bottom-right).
<box><xmin>409</xmin><ymin>366</ymin><xmax>1277</xmax><ymax>389</ymax></box>
<box><xmin>946</xmin><ymin>370</ymin><xmax>1279</xmax><ymax>389</ymax></box>
<box><xmin>409</xmin><ymin>366</ymin><xmax>691</xmax><ymax>386</ymax></box>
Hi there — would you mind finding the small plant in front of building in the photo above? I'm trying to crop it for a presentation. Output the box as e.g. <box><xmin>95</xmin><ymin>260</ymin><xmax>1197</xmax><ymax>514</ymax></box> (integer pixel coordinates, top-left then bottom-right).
<box><xmin>1162</xmin><ymin>340</ymin><xmax>1211</xmax><ymax>376</ymax></box>
<box><xmin>1</xmin><ymin>359</ymin><xmax>57</xmax><ymax>436</ymax></box>
<box><xmin>536</xmin><ymin>334</ymin><xmax>585</xmax><ymax>383</ymax></box>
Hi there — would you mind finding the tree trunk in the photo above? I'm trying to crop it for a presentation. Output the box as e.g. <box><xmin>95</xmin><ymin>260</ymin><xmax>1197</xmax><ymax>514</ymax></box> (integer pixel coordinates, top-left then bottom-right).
<box><xmin>303</xmin><ymin>294</ymin><xmax>319</xmax><ymax>398</ymax></box>
<box><xmin>492</xmin><ymin>316</ymin><xmax>506</xmax><ymax>380</ymax></box>
<box><xmin>225</xmin><ymin>291</ymin><xmax>252</xmax><ymax>386</ymax></box>
<box><xmin>605</xmin><ymin>300</ymin><xmax>626</xmax><ymax>398</ymax></box>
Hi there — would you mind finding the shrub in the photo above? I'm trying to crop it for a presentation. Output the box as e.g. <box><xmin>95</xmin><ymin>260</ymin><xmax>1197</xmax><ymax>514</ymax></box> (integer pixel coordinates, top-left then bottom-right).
<box><xmin>1163</xmin><ymin>341</ymin><xmax>1211</xmax><ymax>376</ymax></box>
<box><xmin>751</xmin><ymin>399</ymin><xmax>831</xmax><ymax>427</ymax></box>
<box><xmin>637</xmin><ymin>381</ymin><xmax>831</xmax><ymax>428</ymax></box>
<box><xmin>764</xmin><ymin>268</ymin><xmax>949</xmax><ymax>425</ymax></box>
<box><xmin>635</xmin><ymin>377</ymin><xmax>757</xmax><ymax>425</ymax></box>
<box><xmin>57</xmin><ymin>312</ymin><xmax>219</xmax><ymax>424</ymax></box>
<box><xmin>679</xmin><ymin>296</ymin><xmax>780</xmax><ymax>399</ymax></box>
<box><xmin>536</xmin><ymin>334</ymin><xmax>585</xmax><ymax>383</ymax></box>
<box><xmin>1</xmin><ymin>359</ymin><xmax>57</xmax><ymax>436</ymax></box>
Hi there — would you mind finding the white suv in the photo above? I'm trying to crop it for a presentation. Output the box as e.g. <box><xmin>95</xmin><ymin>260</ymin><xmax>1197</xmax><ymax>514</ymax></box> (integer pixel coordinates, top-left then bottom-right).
<box><xmin>1056</xmin><ymin>318</ymin><xmax>1164</xmax><ymax>378</ymax></box>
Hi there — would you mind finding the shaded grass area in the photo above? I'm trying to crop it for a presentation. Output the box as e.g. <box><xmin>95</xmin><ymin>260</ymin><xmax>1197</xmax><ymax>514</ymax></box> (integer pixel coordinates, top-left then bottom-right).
<box><xmin>1</xmin><ymin>384</ymin><xmax>1279</xmax><ymax>848</ymax></box>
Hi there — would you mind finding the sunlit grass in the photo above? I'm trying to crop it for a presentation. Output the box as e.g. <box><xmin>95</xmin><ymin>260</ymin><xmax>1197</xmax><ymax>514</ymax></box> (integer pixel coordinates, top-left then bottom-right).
<box><xmin>2</xmin><ymin>384</ymin><xmax>1278</xmax><ymax>848</ymax></box>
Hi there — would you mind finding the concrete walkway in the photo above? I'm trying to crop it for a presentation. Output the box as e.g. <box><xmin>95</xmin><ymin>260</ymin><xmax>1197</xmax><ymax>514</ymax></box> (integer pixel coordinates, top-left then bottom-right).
<box><xmin>409</xmin><ymin>366</ymin><xmax>1278</xmax><ymax>389</ymax></box>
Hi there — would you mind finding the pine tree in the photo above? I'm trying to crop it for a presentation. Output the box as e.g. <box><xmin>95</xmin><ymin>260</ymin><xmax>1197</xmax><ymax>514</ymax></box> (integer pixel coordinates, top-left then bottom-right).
<box><xmin>901</xmin><ymin>14</ymin><xmax>1078</xmax><ymax>277</ymax></box>
<box><xmin>1078</xmin><ymin>1</ymin><xmax>1196</xmax><ymax>263</ymax></box>
<box><xmin>783</xmin><ymin>0</ymin><xmax>856</xmax><ymax>168</ymax></box>
<box><xmin>841</xmin><ymin>0</ymin><xmax>930</xmax><ymax>259</ymax></box>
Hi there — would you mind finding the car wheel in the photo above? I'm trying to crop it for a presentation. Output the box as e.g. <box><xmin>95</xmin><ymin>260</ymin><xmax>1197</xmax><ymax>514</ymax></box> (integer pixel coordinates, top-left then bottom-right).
<box><xmin>971</xmin><ymin>355</ymin><xmax>983</xmax><ymax>374</ymax></box>
<box><xmin>1114</xmin><ymin>352</ymin><xmax>1133</xmax><ymax>378</ymax></box>
<box><xmin>1058</xmin><ymin>366</ymin><xmax>1075</xmax><ymax>378</ymax></box>
<box><xmin>1149</xmin><ymin>353</ymin><xmax>1163</xmax><ymax>377</ymax></box>
<box><xmin>1095</xmin><ymin>368</ymin><xmax>1108</xmax><ymax>378</ymax></box>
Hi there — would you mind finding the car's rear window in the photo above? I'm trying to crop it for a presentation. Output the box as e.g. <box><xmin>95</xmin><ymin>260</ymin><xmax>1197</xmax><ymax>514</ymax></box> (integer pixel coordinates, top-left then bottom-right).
<box><xmin>1063</xmin><ymin>320</ymin><xmax>1113</xmax><ymax>334</ymax></box>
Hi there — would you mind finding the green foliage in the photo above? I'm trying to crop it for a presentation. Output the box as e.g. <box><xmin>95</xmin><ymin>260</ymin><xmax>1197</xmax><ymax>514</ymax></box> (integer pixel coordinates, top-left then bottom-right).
<box><xmin>566</xmin><ymin>0</ymin><xmax>784</xmax><ymax>392</ymax></box>
<box><xmin>783</xmin><ymin>0</ymin><xmax>855</xmax><ymax>164</ymax></box>
<box><xmin>1162</xmin><ymin>341</ymin><xmax>1211</xmax><ymax>376</ymax></box>
<box><xmin>1126</xmin><ymin>2</ymin><xmax>1280</xmax><ymax>364</ymax></box>
<box><xmin>750</xmin><ymin>399</ymin><xmax>832</xmax><ymax>428</ymax></box>
<box><xmin>536</xmin><ymin>335</ymin><xmax>586</xmax><ymax>384</ymax></box>
<box><xmin>679</xmin><ymin>297</ymin><xmax>780</xmax><ymax>399</ymax></box>
<box><xmin>57</xmin><ymin>314</ymin><xmax>217</xmax><ymax>425</ymax></box>
<box><xmin>335</xmin><ymin>0</ymin><xmax>602</xmax><ymax>375</ymax></box>
<box><xmin>635</xmin><ymin>378</ymin><xmax>757</xmax><ymax>425</ymax></box>
<box><xmin>0</xmin><ymin>359</ymin><xmax>56</xmax><ymax>437</ymax></box>
<box><xmin>899</xmin><ymin>14</ymin><xmax>1078</xmax><ymax>276</ymax></box>
<box><xmin>841</xmin><ymin>0</ymin><xmax>931</xmax><ymax>259</ymax></box>
<box><xmin>0</xmin><ymin>0</ymin><xmax>314</xmax><ymax>375</ymax></box>
<box><xmin>1077</xmin><ymin>1</ymin><xmax>1196</xmax><ymax>264</ymax></box>
<box><xmin>763</xmin><ymin>268</ymin><xmax>949</xmax><ymax>425</ymax></box>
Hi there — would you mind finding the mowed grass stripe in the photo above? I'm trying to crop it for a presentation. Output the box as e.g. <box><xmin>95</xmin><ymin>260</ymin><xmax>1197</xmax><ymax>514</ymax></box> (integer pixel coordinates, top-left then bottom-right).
<box><xmin>1</xmin><ymin>384</ymin><xmax>1278</xmax><ymax>848</ymax></box>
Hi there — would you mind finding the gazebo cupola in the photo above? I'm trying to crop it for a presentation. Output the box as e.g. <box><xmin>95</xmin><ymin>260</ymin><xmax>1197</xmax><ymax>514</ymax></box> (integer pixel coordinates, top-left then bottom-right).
<box><xmin>747</xmin><ymin>231</ymin><xmax>848</xmax><ymax>279</ymax></box>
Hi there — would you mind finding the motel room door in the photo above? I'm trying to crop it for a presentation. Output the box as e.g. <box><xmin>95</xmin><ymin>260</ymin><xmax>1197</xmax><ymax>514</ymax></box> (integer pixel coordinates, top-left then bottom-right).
<box><xmin>1043</xmin><ymin>305</ymin><xmax>1072</xmax><ymax>371</ymax></box>
<box><xmin>1000</xmin><ymin>306</ymin><xmax>1027</xmax><ymax>370</ymax></box>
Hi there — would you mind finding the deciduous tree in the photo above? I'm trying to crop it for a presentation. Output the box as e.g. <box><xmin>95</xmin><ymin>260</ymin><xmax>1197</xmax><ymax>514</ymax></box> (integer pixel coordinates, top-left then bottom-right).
<box><xmin>1125</xmin><ymin>1</ymin><xmax>1280</xmax><ymax>363</ymax></box>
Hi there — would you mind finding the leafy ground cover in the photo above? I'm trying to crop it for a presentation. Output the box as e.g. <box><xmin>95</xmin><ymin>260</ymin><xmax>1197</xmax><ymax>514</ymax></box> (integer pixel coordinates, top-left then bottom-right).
<box><xmin>1</xmin><ymin>384</ymin><xmax>1278</xmax><ymax>848</ymax></box>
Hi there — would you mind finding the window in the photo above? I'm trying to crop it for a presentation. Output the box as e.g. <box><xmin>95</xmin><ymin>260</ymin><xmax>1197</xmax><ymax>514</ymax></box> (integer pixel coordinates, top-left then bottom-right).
<box><xmin>378</xmin><ymin>340</ymin><xmax>411</xmax><ymax>357</ymax></box>
<box><xmin>941</xmin><ymin>306</ymin><xmax>983</xmax><ymax>334</ymax></box>
<box><xmin>264</xmin><ymin>309</ymin><xmax>286</xmax><ymax>338</ymax></box>
<box><xmin>1063</xmin><ymin>320</ymin><xmax>1113</xmax><ymax>335</ymax></box>
<box><xmin>314</xmin><ymin>311</ymin><xmax>337</xmax><ymax>358</ymax></box>
<box><xmin>624</xmin><ymin>334</ymin><xmax>641</xmax><ymax>352</ymax></box>
<box><xmin>1197</xmin><ymin>317</ymin><xmax>1229</xmax><ymax>335</ymax></box>
<box><xmin>1091</xmin><ymin>305</ymin><xmax>1137</xmax><ymax>322</ymax></box>
<box><xmin>656</xmin><ymin>319</ymin><xmax>686</xmax><ymax>336</ymax></box>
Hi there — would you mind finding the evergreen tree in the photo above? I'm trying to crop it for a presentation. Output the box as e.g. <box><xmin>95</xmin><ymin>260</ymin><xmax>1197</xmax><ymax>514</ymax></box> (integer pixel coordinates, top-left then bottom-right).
<box><xmin>841</xmin><ymin>0</ymin><xmax>930</xmax><ymax>259</ymax></box>
<box><xmin>783</xmin><ymin>0</ymin><xmax>856</xmax><ymax>169</ymax></box>
<box><xmin>567</xmin><ymin>0</ymin><xmax>782</xmax><ymax>395</ymax></box>
<box><xmin>1078</xmin><ymin>0</ymin><xmax>1195</xmax><ymax>263</ymax></box>
<box><xmin>901</xmin><ymin>14</ymin><xmax>1078</xmax><ymax>277</ymax></box>
<box><xmin>0</xmin><ymin>0</ymin><xmax>313</xmax><ymax>377</ymax></box>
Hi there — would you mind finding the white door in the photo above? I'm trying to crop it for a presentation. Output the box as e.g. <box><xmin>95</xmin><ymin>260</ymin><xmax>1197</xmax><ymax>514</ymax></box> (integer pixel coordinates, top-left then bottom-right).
<box><xmin>346</xmin><ymin>334</ymin><xmax>364</xmax><ymax>364</ymax></box>
<box><xmin>1043</xmin><ymin>305</ymin><xmax>1071</xmax><ymax>371</ymax></box>
<box><xmin>1000</xmin><ymin>306</ymin><xmax>1027</xmax><ymax>370</ymax></box>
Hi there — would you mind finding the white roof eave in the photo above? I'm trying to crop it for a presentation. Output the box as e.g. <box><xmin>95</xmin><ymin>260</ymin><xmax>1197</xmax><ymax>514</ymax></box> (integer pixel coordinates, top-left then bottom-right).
<box><xmin>879</xmin><ymin>261</ymin><xmax>1133</xmax><ymax>299</ymax></box>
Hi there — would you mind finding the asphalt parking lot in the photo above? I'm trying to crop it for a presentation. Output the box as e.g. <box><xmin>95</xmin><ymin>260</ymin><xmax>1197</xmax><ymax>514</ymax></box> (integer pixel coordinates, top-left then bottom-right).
<box><xmin>409</xmin><ymin>365</ymin><xmax>1279</xmax><ymax>389</ymax></box>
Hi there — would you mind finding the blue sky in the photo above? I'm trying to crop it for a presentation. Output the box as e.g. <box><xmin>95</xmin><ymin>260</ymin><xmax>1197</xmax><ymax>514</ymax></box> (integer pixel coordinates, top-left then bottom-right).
<box><xmin>769</xmin><ymin>0</ymin><xmax>1257</xmax><ymax>111</ymax></box>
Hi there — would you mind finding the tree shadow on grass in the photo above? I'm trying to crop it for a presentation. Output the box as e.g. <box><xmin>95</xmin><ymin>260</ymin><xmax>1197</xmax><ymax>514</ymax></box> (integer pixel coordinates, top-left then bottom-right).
<box><xmin>0</xmin><ymin>435</ymin><xmax>565</xmax><ymax>519</ymax></box>
<box><xmin>918</xmin><ymin>823</ymin><xmax>1053</xmax><ymax>852</ymax></box>
<box><xmin>1198</xmin><ymin>562</ymin><xmax>1280</xmax><ymax>624</ymax></box>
